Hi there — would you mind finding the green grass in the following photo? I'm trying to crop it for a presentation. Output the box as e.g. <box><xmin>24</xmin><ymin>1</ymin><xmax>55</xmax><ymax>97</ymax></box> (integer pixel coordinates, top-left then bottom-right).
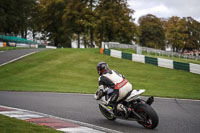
<box><xmin>0</xmin><ymin>47</ymin><xmax>30</xmax><ymax>51</ymax></box>
<box><xmin>0</xmin><ymin>48</ymin><xmax>200</xmax><ymax>99</ymax></box>
<box><xmin>113</xmin><ymin>48</ymin><xmax>200</xmax><ymax>64</ymax></box>
<box><xmin>0</xmin><ymin>114</ymin><xmax>61</xmax><ymax>133</ymax></box>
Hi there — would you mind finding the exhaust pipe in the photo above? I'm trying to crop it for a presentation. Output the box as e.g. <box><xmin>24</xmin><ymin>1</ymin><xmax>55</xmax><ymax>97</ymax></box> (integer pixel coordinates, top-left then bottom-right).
<box><xmin>146</xmin><ymin>96</ymin><xmax>154</xmax><ymax>105</ymax></box>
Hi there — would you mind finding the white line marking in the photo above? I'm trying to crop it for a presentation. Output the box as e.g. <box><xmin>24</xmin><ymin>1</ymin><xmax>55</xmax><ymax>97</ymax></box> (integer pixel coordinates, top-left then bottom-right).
<box><xmin>17</xmin><ymin>115</ymin><xmax>44</xmax><ymax>120</ymax></box>
<box><xmin>4</xmin><ymin>114</ymin><xmax>43</xmax><ymax>119</ymax></box>
<box><xmin>0</xmin><ymin>105</ymin><xmax>122</xmax><ymax>133</ymax></box>
<box><xmin>58</xmin><ymin>126</ymin><xmax>105</xmax><ymax>133</ymax></box>
<box><xmin>0</xmin><ymin>111</ymin><xmax>25</xmax><ymax>114</ymax></box>
<box><xmin>0</xmin><ymin>51</ymin><xmax>36</xmax><ymax>67</ymax></box>
<box><xmin>0</xmin><ymin>110</ymin><xmax>43</xmax><ymax>119</ymax></box>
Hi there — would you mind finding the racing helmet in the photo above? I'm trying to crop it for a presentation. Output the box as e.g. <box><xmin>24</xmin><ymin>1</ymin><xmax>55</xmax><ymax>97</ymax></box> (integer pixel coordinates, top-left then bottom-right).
<box><xmin>97</xmin><ymin>62</ymin><xmax>109</xmax><ymax>75</ymax></box>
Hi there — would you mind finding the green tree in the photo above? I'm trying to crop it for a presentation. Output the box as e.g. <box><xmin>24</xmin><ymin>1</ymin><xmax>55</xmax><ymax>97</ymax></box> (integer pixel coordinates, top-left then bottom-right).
<box><xmin>0</xmin><ymin>0</ymin><xmax>139</xmax><ymax>47</ymax></box>
<box><xmin>138</xmin><ymin>14</ymin><xmax>165</xmax><ymax>49</ymax></box>
<box><xmin>86</xmin><ymin>0</ymin><xmax>98</xmax><ymax>47</ymax></box>
<box><xmin>0</xmin><ymin>0</ymin><xmax>19</xmax><ymax>35</ymax></box>
<box><xmin>29</xmin><ymin>1</ymin><xmax>42</xmax><ymax>40</ymax></box>
<box><xmin>95</xmin><ymin>0</ymin><xmax>136</xmax><ymax>45</ymax></box>
<box><xmin>0</xmin><ymin>0</ymin><xmax>36</xmax><ymax>38</ymax></box>
<box><xmin>18</xmin><ymin>0</ymin><xmax>37</xmax><ymax>38</ymax></box>
<box><xmin>183</xmin><ymin>17</ymin><xmax>200</xmax><ymax>50</ymax></box>
<box><xmin>37</xmin><ymin>0</ymin><xmax>70</xmax><ymax>47</ymax></box>
<box><xmin>165</xmin><ymin>16</ymin><xmax>188</xmax><ymax>52</ymax></box>
<box><xmin>63</xmin><ymin>0</ymin><xmax>89</xmax><ymax>48</ymax></box>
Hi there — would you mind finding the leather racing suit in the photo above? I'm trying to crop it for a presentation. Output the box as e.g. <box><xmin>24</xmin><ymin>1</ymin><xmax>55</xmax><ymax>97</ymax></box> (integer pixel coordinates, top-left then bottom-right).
<box><xmin>98</xmin><ymin>69</ymin><xmax>132</xmax><ymax>114</ymax></box>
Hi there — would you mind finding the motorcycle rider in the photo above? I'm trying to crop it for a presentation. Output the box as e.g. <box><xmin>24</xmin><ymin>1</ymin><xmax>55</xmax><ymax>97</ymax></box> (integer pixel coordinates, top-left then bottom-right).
<box><xmin>96</xmin><ymin>62</ymin><xmax>133</xmax><ymax>117</ymax></box>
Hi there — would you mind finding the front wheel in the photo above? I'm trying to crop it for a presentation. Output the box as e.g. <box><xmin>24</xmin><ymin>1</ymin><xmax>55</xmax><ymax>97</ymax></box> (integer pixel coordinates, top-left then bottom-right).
<box><xmin>99</xmin><ymin>104</ymin><xmax>116</xmax><ymax>121</ymax></box>
<box><xmin>136</xmin><ymin>104</ymin><xmax>159</xmax><ymax>129</ymax></box>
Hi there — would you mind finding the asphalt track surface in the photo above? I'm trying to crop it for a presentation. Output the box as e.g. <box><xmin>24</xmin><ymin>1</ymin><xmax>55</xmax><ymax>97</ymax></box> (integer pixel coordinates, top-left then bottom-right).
<box><xmin>0</xmin><ymin>92</ymin><xmax>200</xmax><ymax>133</ymax></box>
<box><xmin>0</xmin><ymin>49</ymin><xmax>200</xmax><ymax>133</ymax></box>
<box><xmin>0</xmin><ymin>48</ymin><xmax>46</xmax><ymax>65</ymax></box>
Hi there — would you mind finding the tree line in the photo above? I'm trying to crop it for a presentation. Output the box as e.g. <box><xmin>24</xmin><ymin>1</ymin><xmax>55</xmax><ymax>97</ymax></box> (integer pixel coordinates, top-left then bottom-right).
<box><xmin>0</xmin><ymin>0</ymin><xmax>200</xmax><ymax>51</ymax></box>
<box><xmin>139</xmin><ymin>14</ymin><xmax>200</xmax><ymax>52</ymax></box>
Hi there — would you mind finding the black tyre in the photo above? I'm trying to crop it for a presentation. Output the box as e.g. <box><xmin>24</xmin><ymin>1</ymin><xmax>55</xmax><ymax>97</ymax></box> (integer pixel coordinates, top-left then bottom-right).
<box><xmin>136</xmin><ymin>104</ymin><xmax>159</xmax><ymax>129</ymax></box>
<box><xmin>99</xmin><ymin>104</ymin><xmax>116</xmax><ymax>121</ymax></box>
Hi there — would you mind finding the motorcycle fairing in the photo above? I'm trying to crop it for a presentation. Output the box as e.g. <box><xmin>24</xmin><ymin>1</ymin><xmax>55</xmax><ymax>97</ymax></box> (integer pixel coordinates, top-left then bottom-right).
<box><xmin>125</xmin><ymin>89</ymin><xmax>145</xmax><ymax>102</ymax></box>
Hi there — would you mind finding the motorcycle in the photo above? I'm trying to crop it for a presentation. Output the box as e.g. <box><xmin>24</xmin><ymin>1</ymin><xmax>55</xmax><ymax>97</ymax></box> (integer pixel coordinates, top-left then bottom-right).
<box><xmin>94</xmin><ymin>87</ymin><xmax>159</xmax><ymax>129</ymax></box>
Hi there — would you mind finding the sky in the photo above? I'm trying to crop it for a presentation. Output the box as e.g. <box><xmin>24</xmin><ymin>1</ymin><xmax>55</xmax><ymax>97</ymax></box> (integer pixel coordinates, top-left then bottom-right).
<box><xmin>127</xmin><ymin>0</ymin><xmax>200</xmax><ymax>23</ymax></box>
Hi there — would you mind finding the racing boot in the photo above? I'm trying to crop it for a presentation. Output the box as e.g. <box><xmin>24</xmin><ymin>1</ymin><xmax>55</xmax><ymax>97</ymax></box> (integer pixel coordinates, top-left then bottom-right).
<box><xmin>107</xmin><ymin>90</ymin><xmax>119</xmax><ymax>116</ymax></box>
<box><xmin>107</xmin><ymin>101</ymin><xmax>118</xmax><ymax>116</ymax></box>
<box><xmin>117</xmin><ymin>104</ymin><xmax>129</xmax><ymax>118</ymax></box>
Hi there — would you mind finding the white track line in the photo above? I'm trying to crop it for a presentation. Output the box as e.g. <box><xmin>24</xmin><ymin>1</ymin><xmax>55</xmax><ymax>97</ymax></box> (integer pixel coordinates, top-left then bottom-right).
<box><xmin>58</xmin><ymin>127</ymin><xmax>105</xmax><ymax>133</ymax></box>
<box><xmin>0</xmin><ymin>52</ymin><xmax>36</xmax><ymax>67</ymax></box>
<box><xmin>0</xmin><ymin>105</ymin><xmax>122</xmax><ymax>133</ymax></box>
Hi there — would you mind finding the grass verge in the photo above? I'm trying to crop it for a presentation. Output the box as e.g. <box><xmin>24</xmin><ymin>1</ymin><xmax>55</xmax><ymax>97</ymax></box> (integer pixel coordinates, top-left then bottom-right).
<box><xmin>0</xmin><ymin>114</ymin><xmax>60</xmax><ymax>133</ymax></box>
<box><xmin>0</xmin><ymin>48</ymin><xmax>200</xmax><ymax>99</ymax></box>
<box><xmin>0</xmin><ymin>47</ymin><xmax>30</xmax><ymax>51</ymax></box>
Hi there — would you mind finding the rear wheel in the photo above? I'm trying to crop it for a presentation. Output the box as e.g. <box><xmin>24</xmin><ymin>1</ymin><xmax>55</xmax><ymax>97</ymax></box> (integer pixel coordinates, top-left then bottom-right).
<box><xmin>99</xmin><ymin>104</ymin><xmax>116</xmax><ymax>121</ymax></box>
<box><xmin>136</xmin><ymin>104</ymin><xmax>159</xmax><ymax>129</ymax></box>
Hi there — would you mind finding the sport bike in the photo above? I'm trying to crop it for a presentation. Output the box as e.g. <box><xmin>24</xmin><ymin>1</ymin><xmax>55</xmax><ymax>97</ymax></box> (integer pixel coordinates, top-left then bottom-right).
<box><xmin>94</xmin><ymin>88</ymin><xmax>159</xmax><ymax>129</ymax></box>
